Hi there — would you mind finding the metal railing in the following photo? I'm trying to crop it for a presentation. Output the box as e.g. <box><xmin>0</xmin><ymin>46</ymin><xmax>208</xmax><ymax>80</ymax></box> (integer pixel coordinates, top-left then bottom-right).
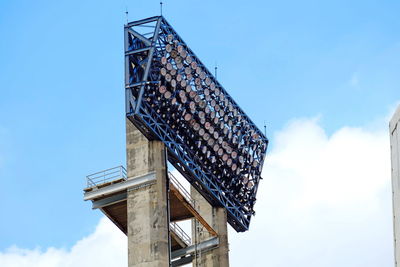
<box><xmin>169</xmin><ymin>172</ymin><xmax>195</xmax><ymax>207</ymax></box>
<box><xmin>170</xmin><ymin>222</ymin><xmax>191</xmax><ymax>246</ymax></box>
<box><xmin>86</xmin><ymin>166</ymin><xmax>127</xmax><ymax>188</ymax></box>
<box><xmin>85</xmin><ymin>167</ymin><xmax>194</xmax><ymax>246</ymax></box>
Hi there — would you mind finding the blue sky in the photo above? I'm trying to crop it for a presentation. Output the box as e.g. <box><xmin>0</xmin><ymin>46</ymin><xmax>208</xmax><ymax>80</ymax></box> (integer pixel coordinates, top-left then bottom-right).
<box><xmin>0</xmin><ymin>0</ymin><xmax>399</xmax><ymax>264</ymax></box>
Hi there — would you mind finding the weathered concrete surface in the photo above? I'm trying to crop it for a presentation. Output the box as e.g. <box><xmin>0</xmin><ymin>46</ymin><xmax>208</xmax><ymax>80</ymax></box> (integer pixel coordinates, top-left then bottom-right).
<box><xmin>191</xmin><ymin>186</ymin><xmax>229</xmax><ymax>267</ymax></box>
<box><xmin>126</xmin><ymin>119</ymin><xmax>169</xmax><ymax>267</ymax></box>
<box><xmin>391</xmin><ymin>105</ymin><xmax>400</xmax><ymax>267</ymax></box>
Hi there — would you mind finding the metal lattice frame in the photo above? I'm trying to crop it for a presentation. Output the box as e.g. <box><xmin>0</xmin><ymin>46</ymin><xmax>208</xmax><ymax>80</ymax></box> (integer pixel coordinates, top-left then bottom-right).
<box><xmin>124</xmin><ymin>16</ymin><xmax>268</xmax><ymax>232</ymax></box>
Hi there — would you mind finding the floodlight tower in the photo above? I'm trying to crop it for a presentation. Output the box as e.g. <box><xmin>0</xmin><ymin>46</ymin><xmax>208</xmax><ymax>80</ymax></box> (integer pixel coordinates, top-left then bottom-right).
<box><xmin>84</xmin><ymin>16</ymin><xmax>268</xmax><ymax>267</ymax></box>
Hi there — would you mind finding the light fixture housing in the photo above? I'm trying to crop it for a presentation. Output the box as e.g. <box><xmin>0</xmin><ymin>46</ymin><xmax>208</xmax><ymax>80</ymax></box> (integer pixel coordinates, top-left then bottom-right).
<box><xmin>125</xmin><ymin>16</ymin><xmax>268</xmax><ymax>232</ymax></box>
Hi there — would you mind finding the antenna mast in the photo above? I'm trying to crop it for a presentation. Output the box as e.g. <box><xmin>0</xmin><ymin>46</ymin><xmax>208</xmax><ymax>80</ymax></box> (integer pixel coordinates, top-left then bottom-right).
<box><xmin>264</xmin><ymin>121</ymin><xmax>267</xmax><ymax>136</ymax></box>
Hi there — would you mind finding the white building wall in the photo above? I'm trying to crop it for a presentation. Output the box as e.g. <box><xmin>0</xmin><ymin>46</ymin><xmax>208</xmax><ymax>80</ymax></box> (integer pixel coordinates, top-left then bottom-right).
<box><xmin>391</xmin><ymin>105</ymin><xmax>400</xmax><ymax>267</ymax></box>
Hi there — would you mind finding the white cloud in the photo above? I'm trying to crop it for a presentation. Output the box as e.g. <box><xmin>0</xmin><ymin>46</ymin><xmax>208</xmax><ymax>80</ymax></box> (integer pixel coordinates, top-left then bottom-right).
<box><xmin>0</xmin><ymin>218</ymin><xmax>127</xmax><ymax>267</ymax></box>
<box><xmin>0</xmin><ymin>116</ymin><xmax>393</xmax><ymax>267</ymax></box>
<box><xmin>229</xmin><ymin>117</ymin><xmax>393</xmax><ymax>267</ymax></box>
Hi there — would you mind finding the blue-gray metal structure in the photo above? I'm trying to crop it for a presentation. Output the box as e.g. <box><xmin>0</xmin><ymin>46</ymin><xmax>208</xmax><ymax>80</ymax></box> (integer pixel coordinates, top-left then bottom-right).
<box><xmin>124</xmin><ymin>16</ymin><xmax>268</xmax><ymax>232</ymax></box>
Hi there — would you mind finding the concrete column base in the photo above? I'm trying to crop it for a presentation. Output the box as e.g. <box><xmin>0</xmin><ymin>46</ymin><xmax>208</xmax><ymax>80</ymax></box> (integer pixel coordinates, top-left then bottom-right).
<box><xmin>191</xmin><ymin>186</ymin><xmax>230</xmax><ymax>267</ymax></box>
<box><xmin>126</xmin><ymin>119</ymin><xmax>169</xmax><ymax>267</ymax></box>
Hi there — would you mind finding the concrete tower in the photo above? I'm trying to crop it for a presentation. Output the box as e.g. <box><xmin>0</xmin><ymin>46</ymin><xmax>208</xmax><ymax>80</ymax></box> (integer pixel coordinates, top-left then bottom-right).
<box><xmin>83</xmin><ymin>120</ymin><xmax>230</xmax><ymax>266</ymax></box>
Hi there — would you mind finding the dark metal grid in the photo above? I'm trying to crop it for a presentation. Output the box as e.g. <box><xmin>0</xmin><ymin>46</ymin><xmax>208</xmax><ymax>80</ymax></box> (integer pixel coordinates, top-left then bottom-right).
<box><xmin>124</xmin><ymin>16</ymin><xmax>268</xmax><ymax>232</ymax></box>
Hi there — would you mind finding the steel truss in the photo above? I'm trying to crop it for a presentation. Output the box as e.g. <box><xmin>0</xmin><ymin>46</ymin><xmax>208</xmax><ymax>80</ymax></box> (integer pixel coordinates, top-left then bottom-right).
<box><xmin>124</xmin><ymin>16</ymin><xmax>268</xmax><ymax>232</ymax></box>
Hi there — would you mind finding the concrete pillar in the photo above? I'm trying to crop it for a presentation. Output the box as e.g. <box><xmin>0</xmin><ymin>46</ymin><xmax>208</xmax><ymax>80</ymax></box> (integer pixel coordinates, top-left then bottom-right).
<box><xmin>391</xmin><ymin>105</ymin><xmax>400</xmax><ymax>267</ymax></box>
<box><xmin>191</xmin><ymin>186</ymin><xmax>230</xmax><ymax>267</ymax></box>
<box><xmin>126</xmin><ymin>119</ymin><xmax>169</xmax><ymax>267</ymax></box>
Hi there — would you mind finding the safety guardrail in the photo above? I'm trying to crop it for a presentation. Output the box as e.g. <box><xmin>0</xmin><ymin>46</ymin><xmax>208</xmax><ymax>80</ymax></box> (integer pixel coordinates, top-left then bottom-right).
<box><xmin>170</xmin><ymin>222</ymin><xmax>191</xmax><ymax>246</ymax></box>
<box><xmin>85</xmin><ymin>167</ymin><xmax>196</xmax><ymax>246</ymax></box>
<box><xmin>86</xmin><ymin>166</ymin><xmax>127</xmax><ymax>188</ymax></box>
<box><xmin>169</xmin><ymin>172</ymin><xmax>195</xmax><ymax>207</ymax></box>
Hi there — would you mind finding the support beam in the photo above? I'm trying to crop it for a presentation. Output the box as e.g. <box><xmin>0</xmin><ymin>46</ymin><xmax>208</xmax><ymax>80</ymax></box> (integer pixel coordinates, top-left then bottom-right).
<box><xmin>84</xmin><ymin>172</ymin><xmax>156</xmax><ymax>201</ymax></box>
<box><xmin>126</xmin><ymin>119</ymin><xmax>169</xmax><ymax>266</ymax></box>
<box><xmin>92</xmin><ymin>192</ymin><xmax>127</xmax><ymax>209</ymax></box>
<box><xmin>125</xmin><ymin>47</ymin><xmax>151</xmax><ymax>55</ymax></box>
<box><xmin>171</xmin><ymin>255</ymin><xmax>193</xmax><ymax>267</ymax></box>
<box><xmin>126</xmin><ymin>16</ymin><xmax>159</xmax><ymax>27</ymax></box>
<box><xmin>127</xmin><ymin>29</ymin><xmax>152</xmax><ymax>46</ymax></box>
<box><xmin>170</xmin><ymin>183</ymin><xmax>217</xmax><ymax>236</ymax></box>
<box><xmin>171</xmin><ymin>237</ymin><xmax>219</xmax><ymax>260</ymax></box>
